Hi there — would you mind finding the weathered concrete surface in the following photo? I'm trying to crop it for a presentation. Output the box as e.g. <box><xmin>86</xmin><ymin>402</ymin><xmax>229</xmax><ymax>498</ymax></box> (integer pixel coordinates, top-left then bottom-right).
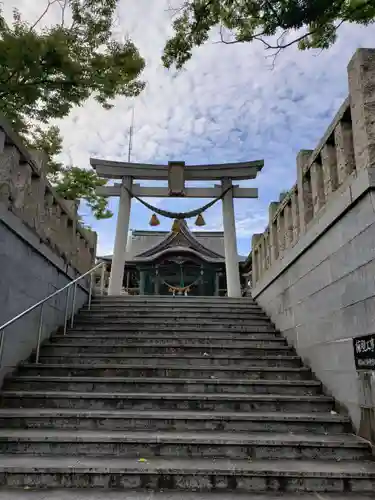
<box><xmin>0</xmin><ymin>492</ymin><xmax>373</xmax><ymax>500</ymax></box>
<box><xmin>0</xmin><ymin>209</ymin><xmax>88</xmax><ymax>386</ymax></box>
<box><xmin>252</xmin><ymin>186</ymin><xmax>375</xmax><ymax>432</ymax></box>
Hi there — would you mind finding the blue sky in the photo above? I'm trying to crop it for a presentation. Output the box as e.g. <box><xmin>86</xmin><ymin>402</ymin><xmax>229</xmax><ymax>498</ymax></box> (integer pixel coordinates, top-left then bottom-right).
<box><xmin>8</xmin><ymin>1</ymin><xmax>375</xmax><ymax>257</ymax></box>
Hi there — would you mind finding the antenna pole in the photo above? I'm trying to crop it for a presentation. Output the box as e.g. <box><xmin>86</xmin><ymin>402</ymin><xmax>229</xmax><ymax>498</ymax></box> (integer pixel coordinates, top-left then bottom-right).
<box><xmin>128</xmin><ymin>106</ymin><xmax>135</xmax><ymax>162</ymax></box>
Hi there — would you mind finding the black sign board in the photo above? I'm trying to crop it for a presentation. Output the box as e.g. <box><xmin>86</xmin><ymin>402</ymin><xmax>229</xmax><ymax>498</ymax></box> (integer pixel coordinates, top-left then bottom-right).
<box><xmin>353</xmin><ymin>333</ymin><xmax>375</xmax><ymax>371</ymax></box>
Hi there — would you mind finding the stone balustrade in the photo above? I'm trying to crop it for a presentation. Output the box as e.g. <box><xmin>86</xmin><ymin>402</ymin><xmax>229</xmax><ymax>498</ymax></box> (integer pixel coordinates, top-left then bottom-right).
<box><xmin>251</xmin><ymin>49</ymin><xmax>375</xmax><ymax>286</ymax></box>
<box><xmin>0</xmin><ymin>116</ymin><xmax>96</xmax><ymax>274</ymax></box>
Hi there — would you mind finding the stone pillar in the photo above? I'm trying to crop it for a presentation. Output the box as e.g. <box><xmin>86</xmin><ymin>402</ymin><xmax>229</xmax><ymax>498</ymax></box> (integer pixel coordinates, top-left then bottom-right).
<box><xmin>139</xmin><ymin>269</ymin><xmax>146</xmax><ymax>296</ymax></box>
<box><xmin>284</xmin><ymin>202</ymin><xmax>293</xmax><ymax>249</ymax></box>
<box><xmin>261</xmin><ymin>235</ymin><xmax>267</xmax><ymax>272</ymax></box>
<box><xmin>221</xmin><ymin>178</ymin><xmax>241</xmax><ymax>298</ymax></box>
<box><xmin>264</xmin><ymin>231</ymin><xmax>270</xmax><ymax>268</ymax></box>
<box><xmin>269</xmin><ymin>202</ymin><xmax>279</xmax><ymax>263</ymax></box>
<box><xmin>310</xmin><ymin>161</ymin><xmax>325</xmax><ymax>215</ymax></box>
<box><xmin>348</xmin><ymin>48</ymin><xmax>375</xmax><ymax>171</ymax></box>
<box><xmin>297</xmin><ymin>150</ymin><xmax>313</xmax><ymax>233</ymax></box>
<box><xmin>321</xmin><ymin>144</ymin><xmax>338</xmax><ymax>197</ymax></box>
<box><xmin>215</xmin><ymin>272</ymin><xmax>220</xmax><ymax>296</ymax></box>
<box><xmin>154</xmin><ymin>275</ymin><xmax>160</xmax><ymax>295</ymax></box>
<box><xmin>251</xmin><ymin>233</ymin><xmax>262</xmax><ymax>284</ymax></box>
<box><xmin>290</xmin><ymin>189</ymin><xmax>300</xmax><ymax>245</ymax></box>
<box><xmin>334</xmin><ymin>120</ymin><xmax>356</xmax><ymax>184</ymax></box>
<box><xmin>276</xmin><ymin>211</ymin><xmax>285</xmax><ymax>258</ymax></box>
<box><xmin>108</xmin><ymin>176</ymin><xmax>132</xmax><ymax>296</ymax></box>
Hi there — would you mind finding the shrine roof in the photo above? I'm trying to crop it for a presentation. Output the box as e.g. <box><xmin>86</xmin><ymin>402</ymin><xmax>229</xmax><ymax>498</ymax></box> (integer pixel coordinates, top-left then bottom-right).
<box><xmin>99</xmin><ymin>223</ymin><xmax>247</xmax><ymax>264</ymax></box>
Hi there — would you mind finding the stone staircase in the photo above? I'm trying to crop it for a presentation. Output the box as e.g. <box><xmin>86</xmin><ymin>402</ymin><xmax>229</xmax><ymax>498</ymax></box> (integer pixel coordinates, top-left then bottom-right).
<box><xmin>0</xmin><ymin>296</ymin><xmax>374</xmax><ymax>498</ymax></box>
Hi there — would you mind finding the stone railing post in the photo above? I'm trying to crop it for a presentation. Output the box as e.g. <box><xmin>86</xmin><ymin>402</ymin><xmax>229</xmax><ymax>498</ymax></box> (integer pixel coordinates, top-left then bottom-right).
<box><xmin>251</xmin><ymin>234</ymin><xmax>262</xmax><ymax>284</ymax></box>
<box><xmin>290</xmin><ymin>188</ymin><xmax>299</xmax><ymax>245</ymax></box>
<box><xmin>276</xmin><ymin>210</ymin><xmax>285</xmax><ymax>257</ymax></box>
<box><xmin>284</xmin><ymin>201</ymin><xmax>293</xmax><ymax>249</ymax></box>
<box><xmin>0</xmin><ymin>118</ymin><xmax>96</xmax><ymax>274</ymax></box>
<box><xmin>321</xmin><ymin>143</ymin><xmax>339</xmax><ymax>197</ymax></box>
<box><xmin>310</xmin><ymin>159</ymin><xmax>325</xmax><ymax>215</ymax></box>
<box><xmin>268</xmin><ymin>202</ymin><xmax>279</xmax><ymax>263</ymax></box>
<box><xmin>348</xmin><ymin>48</ymin><xmax>375</xmax><ymax>171</ymax></box>
<box><xmin>334</xmin><ymin>120</ymin><xmax>356</xmax><ymax>184</ymax></box>
<box><xmin>297</xmin><ymin>150</ymin><xmax>313</xmax><ymax>233</ymax></box>
<box><xmin>264</xmin><ymin>230</ymin><xmax>270</xmax><ymax>269</ymax></box>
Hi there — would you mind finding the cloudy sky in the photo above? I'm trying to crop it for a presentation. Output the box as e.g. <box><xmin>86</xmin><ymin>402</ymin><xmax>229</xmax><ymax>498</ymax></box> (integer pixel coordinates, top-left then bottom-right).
<box><xmin>5</xmin><ymin>1</ymin><xmax>375</xmax><ymax>257</ymax></box>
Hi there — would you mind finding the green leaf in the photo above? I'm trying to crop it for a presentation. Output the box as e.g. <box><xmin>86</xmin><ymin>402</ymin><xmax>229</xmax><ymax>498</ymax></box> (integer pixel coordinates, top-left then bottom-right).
<box><xmin>162</xmin><ymin>0</ymin><xmax>375</xmax><ymax>69</ymax></box>
<box><xmin>0</xmin><ymin>1</ymin><xmax>144</xmax><ymax>221</ymax></box>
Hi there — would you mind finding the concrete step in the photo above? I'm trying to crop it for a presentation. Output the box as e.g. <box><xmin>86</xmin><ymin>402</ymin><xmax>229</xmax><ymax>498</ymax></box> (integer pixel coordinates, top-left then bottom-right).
<box><xmin>0</xmin><ymin>391</ymin><xmax>334</xmax><ymax>412</ymax></box>
<box><xmin>52</xmin><ymin>334</ymin><xmax>286</xmax><ymax>347</ymax></box>
<box><xmin>40</xmin><ymin>344</ymin><xmax>294</xmax><ymax>357</ymax></box>
<box><xmin>5</xmin><ymin>376</ymin><xmax>322</xmax><ymax>396</ymax></box>
<box><xmin>74</xmin><ymin>317</ymin><xmax>272</xmax><ymax>326</ymax></box>
<box><xmin>71</xmin><ymin>324</ymin><xmax>277</xmax><ymax>333</ymax></box>
<box><xmin>78</xmin><ymin>310</ymin><xmax>267</xmax><ymax>318</ymax></box>
<box><xmin>82</xmin><ymin>305</ymin><xmax>264</xmax><ymax>313</ymax></box>
<box><xmin>19</xmin><ymin>363</ymin><xmax>313</xmax><ymax>380</ymax></box>
<box><xmin>0</xmin><ymin>492</ymin><xmax>373</xmax><ymax>500</ymax></box>
<box><xmin>0</xmin><ymin>455</ymin><xmax>374</xmax><ymax>492</ymax></box>
<box><xmin>0</xmin><ymin>430</ymin><xmax>369</xmax><ymax>461</ymax></box>
<box><xmin>37</xmin><ymin>354</ymin><xmax>302</xmax><ymax>368</ymax></box>
<box><xmin>91</xmin><ymin>296</ymin><xmax>256</xmax><ymax>304</ymax></box>
<box><xmin>0</xmin><ymin>409</ymin><xmax>351</xmax><ymax>434</ymax></box>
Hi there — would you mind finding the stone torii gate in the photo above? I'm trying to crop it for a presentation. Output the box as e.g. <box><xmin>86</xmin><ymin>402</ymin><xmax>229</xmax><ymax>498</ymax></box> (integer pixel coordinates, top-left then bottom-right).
<box><xmin>91</xmin><ymin>159</ymin><xmax>263</xmax><ymax>297</ymax></box>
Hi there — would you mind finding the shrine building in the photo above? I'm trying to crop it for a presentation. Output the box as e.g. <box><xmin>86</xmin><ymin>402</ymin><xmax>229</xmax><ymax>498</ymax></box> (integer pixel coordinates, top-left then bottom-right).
<box><xmin>98</xmin><ymin>219</ymin><xmax>251</xmax><ymax>296</ymax></box>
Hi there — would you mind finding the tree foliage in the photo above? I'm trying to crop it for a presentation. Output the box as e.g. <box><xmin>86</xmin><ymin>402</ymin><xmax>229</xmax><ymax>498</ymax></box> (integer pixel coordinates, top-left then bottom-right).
<box><xmin>0</xmin><ymin>0</ymin><xmax>145</xmax><ymax>219</ymax></box>
<box><xmin>162</xmin><ymin>0</ymin><xmax>375</xmax><ymax>69</ymax></box>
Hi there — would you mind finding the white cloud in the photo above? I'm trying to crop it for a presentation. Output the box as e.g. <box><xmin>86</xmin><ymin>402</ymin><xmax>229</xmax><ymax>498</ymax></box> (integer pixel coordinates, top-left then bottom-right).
<box><xmin>4</xmin><ymin>1</ymin><xmax>375</xmax><ymax>256</ymax></box>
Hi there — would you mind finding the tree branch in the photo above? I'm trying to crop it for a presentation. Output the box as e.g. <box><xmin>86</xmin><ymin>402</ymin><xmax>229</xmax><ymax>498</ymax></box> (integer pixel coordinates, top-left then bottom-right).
<box><xmin>31</xmin><ymin>0</ymin><xmax>59</xmax><ymax>30</ymax></box>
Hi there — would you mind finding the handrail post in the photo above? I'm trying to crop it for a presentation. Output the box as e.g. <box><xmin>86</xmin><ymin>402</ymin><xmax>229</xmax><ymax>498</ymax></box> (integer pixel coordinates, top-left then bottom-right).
<box><xmin>63</xmin><ymin>287</ymin><xmax>71</xmax><ymax>335</ymax></box>
<box><xmin>100</xmin><ymin>264</ymin><xmax>106</xmax><ymax>296</ymax></box>
<box><xmin>70</xmin><ymin>283</ymin><xmax>77</xmax><ymax>329</ymax></box>
<box><xmin>88</xmin><ymin>273</ymin><xmax>93</xmax><ymax>311</ymax></box>
<box><xmin>35</xmin><ymin>304</ymin><xmax>44</xmax><ymax>364</ymax></box>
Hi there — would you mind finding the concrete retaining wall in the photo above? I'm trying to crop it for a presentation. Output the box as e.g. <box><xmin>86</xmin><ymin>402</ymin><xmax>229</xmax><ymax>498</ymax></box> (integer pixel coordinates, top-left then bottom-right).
<box><xmin>251</xmin><ymin>48</ymin><xmax>375</xmax><ymax>436</ymax></box>
<box><xmin>0</xmin><ymin>117</ymin><xmax>97</xmax><ymax>386</ymax></box>
<box><xmin>0</xmin><ymin>209</ymin><xmax>88</xmax><ymax>384</ymax></box>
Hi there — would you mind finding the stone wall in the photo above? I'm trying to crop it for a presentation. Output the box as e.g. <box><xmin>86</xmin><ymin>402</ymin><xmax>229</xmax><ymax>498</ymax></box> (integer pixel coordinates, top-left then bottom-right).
<box><xmin>0</xmin><ymin>116</ymin><xmax>97</xmax><ymax>385</ymax></box>
<box><xmin>251</xmin><ymin>48</ymin><xmax>375</xmax><ymax>435</ymax></box>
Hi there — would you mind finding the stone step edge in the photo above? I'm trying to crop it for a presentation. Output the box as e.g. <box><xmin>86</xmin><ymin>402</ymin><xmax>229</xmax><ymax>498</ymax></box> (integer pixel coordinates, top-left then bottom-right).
<box><xmin>0</xmin><ymin>391</ymin><xmax>333</xmax><ymax>402</ymax></box>
<box><xmin>86</xmin><ymin>306</ymin><xmax>260</xmax><ymax>311</ymax></box>
<box><xmin>56</xmin><ymin>333</ymin><xmax>283</xmax><ymax>340</ymax></box>
<box><xmin>20</xmin><ymin>363</ymin><xmax>311</xmax><ymax>372</ymax></box>
<box><xmin>0</xmin><ymin>456</ymin><xmax>374</xmax><ymax>477</ymax></box>
<box><xmin>44</xmin><ymin>343</ymin><xmax>290</xmax><ymax>350</ymax></box>
<box><xmin>79</xmin><ymin>311</ymin><xmax>266</xmax><ymax>316</ymax></box>
<box><xmin>75</xmin><ymin>319</ymin><xmax>271</xmax><ymax>323</ymax></box>
<box><xmin>0</xmin><ymin>431</ymin><xmax>366</xmax><ymax>448</ymax></box>
<box><xmin>8</xmin><ymin>376</ymin><xmax>319</xmax><ymax>386</ymax></box>
<box><xmin>1</xmin><ymin>494</ymin><xmax>372</xmax><ymax>500</ymax></box>
<box><xmin>38</xmin><ymin>354</ymin><xmax>299</xmax><ymax>360</ymax></box>
<box><xmin>67</xmin><ymin>328</ymin><xmax>279</xmax><ymax>333</ymax></box>
<box><xmin>0</xmin><ymin>409</ymin><xmax>348</xmax><ymax>422</ymax></box>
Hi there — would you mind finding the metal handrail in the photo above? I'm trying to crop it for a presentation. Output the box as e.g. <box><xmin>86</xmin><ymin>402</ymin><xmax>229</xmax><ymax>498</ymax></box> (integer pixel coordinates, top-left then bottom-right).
<box><xmin>0</xmin><ymin>261</ymin><xmax>107</xmax><ymax>366</ymax></box>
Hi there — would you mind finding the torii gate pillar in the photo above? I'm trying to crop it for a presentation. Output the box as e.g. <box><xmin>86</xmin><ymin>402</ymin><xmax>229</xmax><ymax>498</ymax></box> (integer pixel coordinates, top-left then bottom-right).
<box><xmin>222</xmin><ymin>178</ymin><xmax>242</xmax><ymax>298</ymax></box>
<box><xmin>108</xmin><ymin>176</ymin><xmax>132</xmax><ymax>296</ymax></box>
